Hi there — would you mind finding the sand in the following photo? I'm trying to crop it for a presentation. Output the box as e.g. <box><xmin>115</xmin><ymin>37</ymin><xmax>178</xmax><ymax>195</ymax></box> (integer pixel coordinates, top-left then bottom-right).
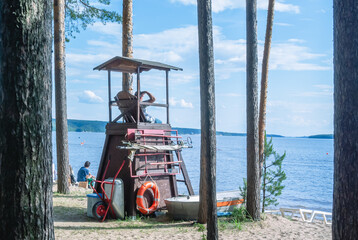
<box><xmin>53</xmin><ymin>186</ymin><xmax>332</xmax><ymax>240</ymax></box>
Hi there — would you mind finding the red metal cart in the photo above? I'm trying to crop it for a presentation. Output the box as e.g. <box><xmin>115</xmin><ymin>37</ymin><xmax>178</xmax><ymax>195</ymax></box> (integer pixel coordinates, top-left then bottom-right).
<box><xmin>89</xmin><ymin>159</ymin><xmax>126</xmax><ymax>222</ymax></box>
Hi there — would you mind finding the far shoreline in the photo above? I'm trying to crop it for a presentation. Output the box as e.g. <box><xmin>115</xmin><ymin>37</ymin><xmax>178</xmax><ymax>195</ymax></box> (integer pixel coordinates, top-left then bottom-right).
<box><xmin>51</xmin><ymin>119</ymin><xmax>333</xmax><ymax>139</ymax></box>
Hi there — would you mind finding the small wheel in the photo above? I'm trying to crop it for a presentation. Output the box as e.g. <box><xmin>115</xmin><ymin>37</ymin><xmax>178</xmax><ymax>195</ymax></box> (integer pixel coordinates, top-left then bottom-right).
<box><xmin>92</xmin><ymin>201</ymin><xmax>107</xmax><ymax>221</ymax></box>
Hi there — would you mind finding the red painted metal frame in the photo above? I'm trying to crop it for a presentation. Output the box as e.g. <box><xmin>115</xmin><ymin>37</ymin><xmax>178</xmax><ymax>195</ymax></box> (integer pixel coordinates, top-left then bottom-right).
<box><xmin>90</xmin><ymin>159</ymin><xmax>126</xmax><ymax>222</ymax></box>
<box><xmin>149</xmin><ymin>161</ymin><xmax>182</xmax><ymax>165</ymax></box>
<box><xmin>127</xmin><ymin>129</ymin><xmax>183</xmax><ymax>178</ymax></box>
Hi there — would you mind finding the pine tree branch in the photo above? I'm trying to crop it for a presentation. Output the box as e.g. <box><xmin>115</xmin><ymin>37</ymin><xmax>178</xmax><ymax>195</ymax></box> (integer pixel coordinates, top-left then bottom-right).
<box><xmin>265</xmin><ymin>174</ymin><xmax>280</xmax><ymax>185</ymax></box>
<box><xmin>79</xmin><ymin>0</ymin><xmax>104</xmax><ymax>12</ymax></box>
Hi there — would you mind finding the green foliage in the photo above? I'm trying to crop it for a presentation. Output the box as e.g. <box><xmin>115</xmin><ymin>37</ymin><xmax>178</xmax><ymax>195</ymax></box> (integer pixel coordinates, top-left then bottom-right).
<box><xmin>194</xmin><ymin>223</ymin><xmax>206</xmax><ymax>239</ymax></box>
<box><xmin>261</xmin><ymin>135</ymin><xmax>287</xmax><ymax>212</ymax></box>
<box><xmin>232</xmin><ymin>206</ymin><xmax>252</xmax><ymax>222</ymax></box>
<box><xmin>239</xmin><ymin>178</ymin><xmax>247</xmax><ymax>204</ymax></box>
<box><xmin>65</xmin><ymin>0</ymin><xmax>121</xmax><ymax>41</ymax></box>
<box><xmin>194</xmin><ymin>223</ymin><xmax>205</xmax><ymax>232</ymax></box>
<box><xmin>217</xmin><ymin>206</ymin><xmax>252</xmax><ymax>231</ymax></box>
<box><xmin>217</xmin><ymin>220</ymin><xmax>228</xmax><ymax>230</ymax></box>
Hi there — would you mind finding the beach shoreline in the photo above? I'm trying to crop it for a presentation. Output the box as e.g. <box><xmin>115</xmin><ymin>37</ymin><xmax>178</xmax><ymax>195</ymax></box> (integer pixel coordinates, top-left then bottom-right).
<box><xmin>53</xmin><ymin>185</ymin><xmax>332</xmax><ymax>239</ymax></box>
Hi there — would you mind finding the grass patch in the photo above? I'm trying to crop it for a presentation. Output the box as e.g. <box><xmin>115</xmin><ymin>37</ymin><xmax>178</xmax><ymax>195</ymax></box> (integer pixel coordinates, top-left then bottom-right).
<box><xmin>53</xmin><ymin>205</ymin><xmax>85</xmax><ymax>216</ymax></box>
<box><xmin>217</xmin><ymin>206</ymin><xmax>253</xmax><ymax>231</ymax></box>
<box><xmin>194</xmin><ymin>223</ymin><xmax>206</xmax><ymax>240</ymax></box>
<box><xmin>194</xmin><ymin>222</ymin><xmax>206</xmax><ymax>232</ymax></box>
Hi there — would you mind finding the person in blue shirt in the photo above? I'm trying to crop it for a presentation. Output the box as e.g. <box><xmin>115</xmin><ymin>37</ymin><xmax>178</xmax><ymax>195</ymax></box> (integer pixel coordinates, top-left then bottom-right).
<box><xmin>77</xmin><ymin>161</ymin><xmax>93</xmax><ymax>182</ymax></box>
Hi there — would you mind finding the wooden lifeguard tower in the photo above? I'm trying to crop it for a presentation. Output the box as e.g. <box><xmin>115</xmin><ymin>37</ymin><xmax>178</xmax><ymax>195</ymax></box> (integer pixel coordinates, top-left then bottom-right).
<box><xmin>93</xmin><ymin>57</ymin><xmax>194</xmax><ymax>218</ymax></box>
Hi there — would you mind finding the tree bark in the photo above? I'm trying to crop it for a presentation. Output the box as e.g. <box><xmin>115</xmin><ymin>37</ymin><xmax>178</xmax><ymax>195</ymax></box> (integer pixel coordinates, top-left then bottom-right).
<box><xmin>54</xmin><ymin>0</ymin><xmax>70</xmax><ymax>194</ymax></box>
<box><xmin>197</xmin><ymin>0</ymin><xmax>218</xmax><ymax>239</ymax></box>
<box><xmin>122</xmin><ymin>0</ymin><xmax>133</xmax><ymax>93</ymax></box>
<box><xmin>259</xmin><ymin>0</ymin><xmax>275</xmax><ymax>173</ymax></box>
<box><xmin>0</xmin><ymin>0</ymin><xmax>54</xmax><ymax>238</ymax></box>
<box><xmin>333</xmin><ymin>1</ymin><xmax>358</xmax><ymax>239</ymax></box>
<box><xmin>262</xmin><ymin>160</ymin><xmax>267</xmax><ymax>213</ymax></box>
<box><xmin>246</xmin><ymin>0</ymin><xmax>260</xmax><ymax>221</ymax></box>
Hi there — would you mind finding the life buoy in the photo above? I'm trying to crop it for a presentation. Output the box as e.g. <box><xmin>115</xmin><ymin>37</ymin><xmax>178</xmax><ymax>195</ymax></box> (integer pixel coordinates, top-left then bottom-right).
<box><xmin>136</xmin><ymin>181</ymin><xmax>160</xmax><ymax>215</ymax></box>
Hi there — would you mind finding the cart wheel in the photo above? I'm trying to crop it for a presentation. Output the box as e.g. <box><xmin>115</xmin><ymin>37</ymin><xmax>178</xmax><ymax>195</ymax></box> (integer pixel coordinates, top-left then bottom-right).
<box><xmin>92</xmin><ymin>201</ymin><xmax>107</xmax><ymax>221</ymax></box>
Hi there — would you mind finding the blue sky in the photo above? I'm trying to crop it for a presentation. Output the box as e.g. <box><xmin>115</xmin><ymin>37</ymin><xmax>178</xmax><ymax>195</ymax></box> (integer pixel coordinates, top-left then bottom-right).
<box><xmin>59</xmin><ymin>0</ymin><xmax>333</xmax><ymax>136</ymax></box>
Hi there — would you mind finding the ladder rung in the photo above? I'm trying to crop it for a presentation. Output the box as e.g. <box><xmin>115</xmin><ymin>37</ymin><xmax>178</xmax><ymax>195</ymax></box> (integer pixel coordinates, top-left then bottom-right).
<box><xmin>149</xmin><ymin>161</ymin><xmax>182</xmax><ymax>165</ymax></box>
<box><xmin>135</xmin><ymin>153</ymin><xmax>172</xmax><ymax>156</ymax></box>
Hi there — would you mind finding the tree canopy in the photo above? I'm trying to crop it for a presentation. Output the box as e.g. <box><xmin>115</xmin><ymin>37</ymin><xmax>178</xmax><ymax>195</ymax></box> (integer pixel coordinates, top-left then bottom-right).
<box><xmin>65</xmin><ymin>0</ymin><xmax>121</xmax><ymax>40</ymax></box>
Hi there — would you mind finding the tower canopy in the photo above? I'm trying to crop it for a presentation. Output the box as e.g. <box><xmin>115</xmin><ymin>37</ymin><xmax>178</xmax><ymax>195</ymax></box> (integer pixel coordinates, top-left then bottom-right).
<box><xmin>93</xmin><ymin>56</ymin><xmax>182</xmax><ymax>73</ymax></box>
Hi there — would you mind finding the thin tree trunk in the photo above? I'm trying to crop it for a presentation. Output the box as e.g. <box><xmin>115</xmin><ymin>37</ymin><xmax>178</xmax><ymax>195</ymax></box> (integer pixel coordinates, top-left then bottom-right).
<box><xmin>197</xmin><ymin>0</ymin><xmax>218</xmax><ymax>238</ymax></box>
<box><xmin>333</xmin><ymin>1</ymin><xmax>358</xmax><ymax>239</ymax></box>
<box><xmin>246</xmin><ymin>0</ymin><xmax>260</xmax><ymax>221</ymax></box>
<box><xmin>0</xmin><ymin>0</ymin><xmax>54</xmax><ymax>238</ymax></box>
<box><xmin>262</xmin><ymin>160</ymin><xmax>267</xmax><ymax>213</ymax></box>
<box><xmin>259</xmin><ymin>0</ymin><xmax>275</xmax><ymax>174</ymax></box>
<box><xmin>54</xmin><ymin>0</ymin><xmax>70</xmax><ymax>194</ymax></box>
<box><xmin>122</xmin><ymin>0</ymin><xmax>133</xmax><ymax>93</ymax></box>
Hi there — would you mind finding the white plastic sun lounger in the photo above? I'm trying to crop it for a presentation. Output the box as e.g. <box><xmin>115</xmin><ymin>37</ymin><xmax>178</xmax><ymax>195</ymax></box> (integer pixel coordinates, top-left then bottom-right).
<box><xmin>279</xmin><ymin>208</ymin><xmax>332</xmax><ymax>225</ymax></box>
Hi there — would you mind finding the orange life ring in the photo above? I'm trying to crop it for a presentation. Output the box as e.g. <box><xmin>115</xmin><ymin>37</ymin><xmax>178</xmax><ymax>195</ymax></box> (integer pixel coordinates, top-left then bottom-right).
<box><xmin>136</xmin><ymin>181</ymin><xmax>160</xmax><ymax>215</ymax></box>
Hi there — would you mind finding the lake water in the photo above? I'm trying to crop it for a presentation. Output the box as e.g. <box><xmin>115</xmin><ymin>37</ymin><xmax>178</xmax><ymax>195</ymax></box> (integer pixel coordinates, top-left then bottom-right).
<box><xmin>52</xmin><ymin>132</ymin><xmax>333</xmax><ymax>213</ymax></box>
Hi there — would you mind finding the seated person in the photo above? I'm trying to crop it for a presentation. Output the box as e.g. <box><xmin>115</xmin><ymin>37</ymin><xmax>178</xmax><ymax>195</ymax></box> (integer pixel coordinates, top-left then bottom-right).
<box><xmin>135</xmin><ymin>91</ymin><xmax>162</xmax><ymax>124</ymax></box>
<box><xmin>77</xmin><ymin>161</ymin><xmax>94</xmax><ymax>183</ymax></box>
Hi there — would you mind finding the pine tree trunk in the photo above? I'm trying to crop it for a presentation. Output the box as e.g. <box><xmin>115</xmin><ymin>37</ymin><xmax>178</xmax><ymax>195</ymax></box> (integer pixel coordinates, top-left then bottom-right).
<box><xmin>333</xmin><ymin>1</ymin><xmax>358</xmax><ymax>239</ymax></box>
<box><xmin>197</xmin><ymin>0</ymin><xmax>218</xmax><ymax>238</ymax></box>
<box><xmin>0</xmin><ymin>0</ymin><xmax>54</xmax><ymax>238</ymax></box>
<box><xmin>259</xmin><ymin>0</ymin><xmax>275</xmax><ymax>173</ymax></box>
<box><xmin>54</xmin><ymin>0</ymin><xmax>70</xmax><ymax>194</ymax></box>
<box><xmin>262</xmin><ymin>161</ymin><xmax>267</xmax><ymax>213</ymax></box>
<box><xmin>122</xmin><ymin>0</ymin><xmax>133</xmax><ymax>93</ymax></box>
<box><xmin>246</xmin><ymin>0</ymin><xmax>261</xmax><ymax>221</ymax></box>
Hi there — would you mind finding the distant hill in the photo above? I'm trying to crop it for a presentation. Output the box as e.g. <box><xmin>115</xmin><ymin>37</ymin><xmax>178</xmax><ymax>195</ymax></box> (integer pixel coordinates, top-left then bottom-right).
<box><xmin>307</xmin><ymin>134</ymin><xmax>333</xmax><ymax>139</ymax></box>
<box><xmin>52</xmin><ymin>119</ymin><xmax>107</xmax><ymax>132</ymax></box>
<box><xmin>52</xmin><ymin>119</ymin><xmax>283</xmax><ymax>137</ymax></box>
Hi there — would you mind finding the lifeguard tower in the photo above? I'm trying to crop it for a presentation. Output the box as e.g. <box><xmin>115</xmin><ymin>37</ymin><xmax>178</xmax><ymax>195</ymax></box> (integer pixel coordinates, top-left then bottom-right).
<box><xmin>93</xmin><ymin>57</ymin><xmax>194</xmax><ymax>218</ymax></box>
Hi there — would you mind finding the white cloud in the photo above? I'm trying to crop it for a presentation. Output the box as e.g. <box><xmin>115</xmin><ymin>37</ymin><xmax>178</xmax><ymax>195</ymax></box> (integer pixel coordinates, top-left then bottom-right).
<box><xmin>134</xmin><ymin>26</ymin><xmax>198</xmax><ymax>62</ymax></box>
<box><xmin>66</xmin><ymin>67</ymin><xmax>84</xmax><ymax>77</ymax></box>
<box><xmin>170</xmin><ymin>97</ymin><xmax>194</xmax><ymax>108</ymax></box>
<box><xmin>171</xmin><ymin>0</ymin><xmax>196</xmax><ymax>5</ymax></box>
<box><xmin>267</xmin><ymin>100</ymin><xmax>332</xmax><ymax>114</ymax></box>
<box><xmin>288</xmin><ymin>39</ymin><xmax>306</xmax><ymax>43</ymax></box>
<box><xmin>69</xmin><ymin>79</ymin><xmax>91</xmax><ymax>84</ymax></box>
<box><xmin>265</xmin><ymin>99</ymin><xmax>333</xmax><ymax>136</ymax></box>
<box><xmin>89</xmin><ymin>24</ymin><xmax>198</xmax><ymax>64</ymax></box>
<box><xmin>89</xmin><ymin>22</ymin><xmax>121</xmax><ymax>38</ymax></box>
<box><xmin>295</xmin><ymin>85</ymin><xmax>333</xmax><ymax>97</ymax></box>
<box><xmin>78</xmin><ymin>90</ymin><xmax>104</xmax><ymax>104</ymax></box>
<box><xmin>66</xmin><ymin>53</ymin><xmax>112</xmax><ymax>65</ymax></box>
<box><xmin>296</xmin><ymin>91</ymin><xmax>332</xmax><ymax>97</ymax></box>
<box><xmin>225</xmin><ymin>93</ymin><xmax>241</xmax><ymax>97</ymax></box>
<box><xmin>216</xmin><ymin>57</ymin><xmax>241</xmax><ymax>64</ymax></box>
<box><xmin>213</xmin><ymin>28</ymin><xmax>329</xmax><ymax>71</ymax></box>
<box><xmin>271</xmin><ymin>1</ymin><xmax>300</xmax><ymax>14</ymax></box>
<box><xmin>81</xmin><ymin>24</ymin><xmax>329</xmax><ymax>87</ymax></box>
<box><xmin>217</xmin><ymin>92</ymin><xmax>241</xmax><ymax>98</ymax></box>
<box><xmin>314</xmin><ymin>84</ymin><xmax>333</xmax><ymax>91</ymax></box>
<box><xmin>275</xmin><ymin>22</ymin><xmax>292</xmax><ymax>27</ymax></box>
<box><xmin>318</xmin><ymin>9</ymin><xmax>327</xmax><ymax>14</ymax></box>
<box><xmin>269</xmin><ymin>43</ymin><xmax>330</xmax><ymax>71</ymax></box>
<box><xmin>213</xmin><ymin>0</ymin><xmax>240</xmax><ymax>12</ymax></box>
<box><xmin>87</xmin><ymin>40</ymin><xmax>121</xmax><ymax>52</ymax></box>
<box><xmin>170</xmin><ymin>0</ymin><xmax>300</xmax><ymax>13</ymax></box>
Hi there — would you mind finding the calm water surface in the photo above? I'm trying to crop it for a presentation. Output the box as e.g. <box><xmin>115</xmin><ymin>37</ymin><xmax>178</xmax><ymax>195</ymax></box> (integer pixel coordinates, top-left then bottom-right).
<box><xmin>52</xmin><ymin>132</ymin><xmax>333</xmax><ymax>213</ymax></box>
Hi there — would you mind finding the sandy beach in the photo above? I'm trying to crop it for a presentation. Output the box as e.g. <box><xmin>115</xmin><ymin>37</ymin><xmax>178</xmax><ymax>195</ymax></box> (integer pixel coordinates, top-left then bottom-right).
<box><xmin>53</xmin><ymin>186</ymin><xmax>332</xmax><ymax>240</ymax></box>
